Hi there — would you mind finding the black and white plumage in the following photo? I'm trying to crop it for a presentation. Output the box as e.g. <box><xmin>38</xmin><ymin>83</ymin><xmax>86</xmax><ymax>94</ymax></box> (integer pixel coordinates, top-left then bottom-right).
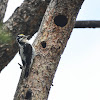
<box><xmin>16</xmin><ymin>34</ymin><xmax>35</xmax><ymax>78</ymax></box>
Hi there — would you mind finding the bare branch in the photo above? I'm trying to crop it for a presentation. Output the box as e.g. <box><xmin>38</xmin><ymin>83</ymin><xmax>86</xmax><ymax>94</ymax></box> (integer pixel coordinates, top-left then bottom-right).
<box><xmin>75</xmin><ymin>20</ymin><xmax>100</xmax><ymax>28</ymax></box>
<box><xmin>0</xmin><ymin>0</ymin><xmax>8</xmax><ymax>22</ymax></box>
<box><xmin>14</xmin><ymin>0</ymin><xmax>84</xmax><ymax>99</ymax></box>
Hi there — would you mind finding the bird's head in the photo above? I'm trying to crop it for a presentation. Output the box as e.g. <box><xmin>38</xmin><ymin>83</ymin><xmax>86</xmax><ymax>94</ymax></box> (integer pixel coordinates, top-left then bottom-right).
<box><xmin>16</xmin><ymin>34</ymin><xmax>29</xmax><ymax>43</ymax></box>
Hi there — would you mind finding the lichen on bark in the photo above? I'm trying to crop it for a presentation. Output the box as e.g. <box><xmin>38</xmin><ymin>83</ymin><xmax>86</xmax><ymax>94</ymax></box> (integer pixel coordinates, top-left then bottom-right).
<box><xmin>0</xmin><ymin>23</ymin><xmax>12</xmax><ymax>44</ymax></box>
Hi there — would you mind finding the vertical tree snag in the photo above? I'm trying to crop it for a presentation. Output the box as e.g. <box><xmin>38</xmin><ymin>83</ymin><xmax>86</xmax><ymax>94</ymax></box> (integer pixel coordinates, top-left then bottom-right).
<box><xmin>14</xmin><ymin>0</ymin><xmax>84</xmax><ymax>100</ymax></box>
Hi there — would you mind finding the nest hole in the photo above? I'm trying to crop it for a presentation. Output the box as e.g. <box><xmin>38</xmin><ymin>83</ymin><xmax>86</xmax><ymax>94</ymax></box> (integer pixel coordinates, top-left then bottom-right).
<box><xmin>25</xmin><ymin>90</ymin><xmax>32</xmax><ymax>99</ymax></box>
<box><xmin>54</xmin><ymin>15</ymin><xmax>68</xmax><ymax>27</ymax></box>
<box><xmin>41</xmin><ymin>41</ymin><xmax>46</xmax><ymax>48</ymax></box>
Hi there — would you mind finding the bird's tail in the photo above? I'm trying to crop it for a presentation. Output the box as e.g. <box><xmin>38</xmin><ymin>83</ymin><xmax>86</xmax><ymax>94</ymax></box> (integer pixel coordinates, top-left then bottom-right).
<box><xmin>24</xmin><ymin>65</ymin><xmax>30</xmax><ymax>78</ymax></box>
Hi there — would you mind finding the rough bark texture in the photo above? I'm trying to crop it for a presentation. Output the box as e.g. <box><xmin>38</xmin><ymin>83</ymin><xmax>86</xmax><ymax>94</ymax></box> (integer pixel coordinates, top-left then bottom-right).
<box><xmin>5</xmin><ymin>0</ymin><xmax>50</xmax><ymax>35</ymax></box>
<box><xmin>75</xmin><ymin>20</ymin><xmax>100</xmax><ymax>28</ymax></box>
<box><xmin>0</xmin><ymin>0</ymin><xmax>8</xmax><ymax>22</ymax></box>
<box><xmin>14</xmin><ymin>0</ymin><xmax>84</xmax><ymax>100</ymax></box>
<box><xmin>0</xmin><ymin>0</ymin><xmax>50</xmax><ymax>72</ymax></box>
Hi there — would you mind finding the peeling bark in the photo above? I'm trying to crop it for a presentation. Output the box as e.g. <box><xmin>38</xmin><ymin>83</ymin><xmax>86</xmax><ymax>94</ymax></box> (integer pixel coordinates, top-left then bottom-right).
<box><xmin>0</xmin><ymin>0</ymin><xmax>50</xmax><ymax>72</ymax></box>
<box><xmin>14</xmin><ymin>0</ymin><xmax>84</xmax><ymax>100</ymax></box>
<box><xmin>0</xmin><ymin>0</ymin><xmax>8</xmax><ymax>22</ymax></box>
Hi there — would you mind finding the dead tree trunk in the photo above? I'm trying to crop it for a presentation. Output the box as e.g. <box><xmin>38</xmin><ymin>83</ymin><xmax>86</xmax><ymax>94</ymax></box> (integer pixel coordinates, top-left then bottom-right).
<box><xmin>14</xmin><ymin>0</ymin><xmax>84</xmax><ymax>100</ymax></box>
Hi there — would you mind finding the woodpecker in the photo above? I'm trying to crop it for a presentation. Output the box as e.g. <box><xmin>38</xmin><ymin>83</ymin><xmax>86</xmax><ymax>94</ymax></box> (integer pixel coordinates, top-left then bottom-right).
<box><xmin>16</xmin><ymin>34</ymin><xmax>35</xmax><ymax>78</ymax></box>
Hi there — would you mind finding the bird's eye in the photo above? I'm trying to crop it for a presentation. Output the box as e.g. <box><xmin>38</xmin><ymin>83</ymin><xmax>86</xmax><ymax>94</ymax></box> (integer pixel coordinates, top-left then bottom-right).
<box><xmin>18</xmin><ymin>36</ymin><xmax>23</xmax><ymax>38</ymax></box>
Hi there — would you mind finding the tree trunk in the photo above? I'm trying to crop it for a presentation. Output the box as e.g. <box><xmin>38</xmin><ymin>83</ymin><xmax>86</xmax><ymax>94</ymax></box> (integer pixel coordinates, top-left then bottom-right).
<box><xmin>0</xmin><ymin>0</ymin><xmax>50</xmax><ymax>72</ymax></box>
<box><xmin>14</xmin><ymin>0</ymin><xmax>84</xmax><ymax>100</ymax></box>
